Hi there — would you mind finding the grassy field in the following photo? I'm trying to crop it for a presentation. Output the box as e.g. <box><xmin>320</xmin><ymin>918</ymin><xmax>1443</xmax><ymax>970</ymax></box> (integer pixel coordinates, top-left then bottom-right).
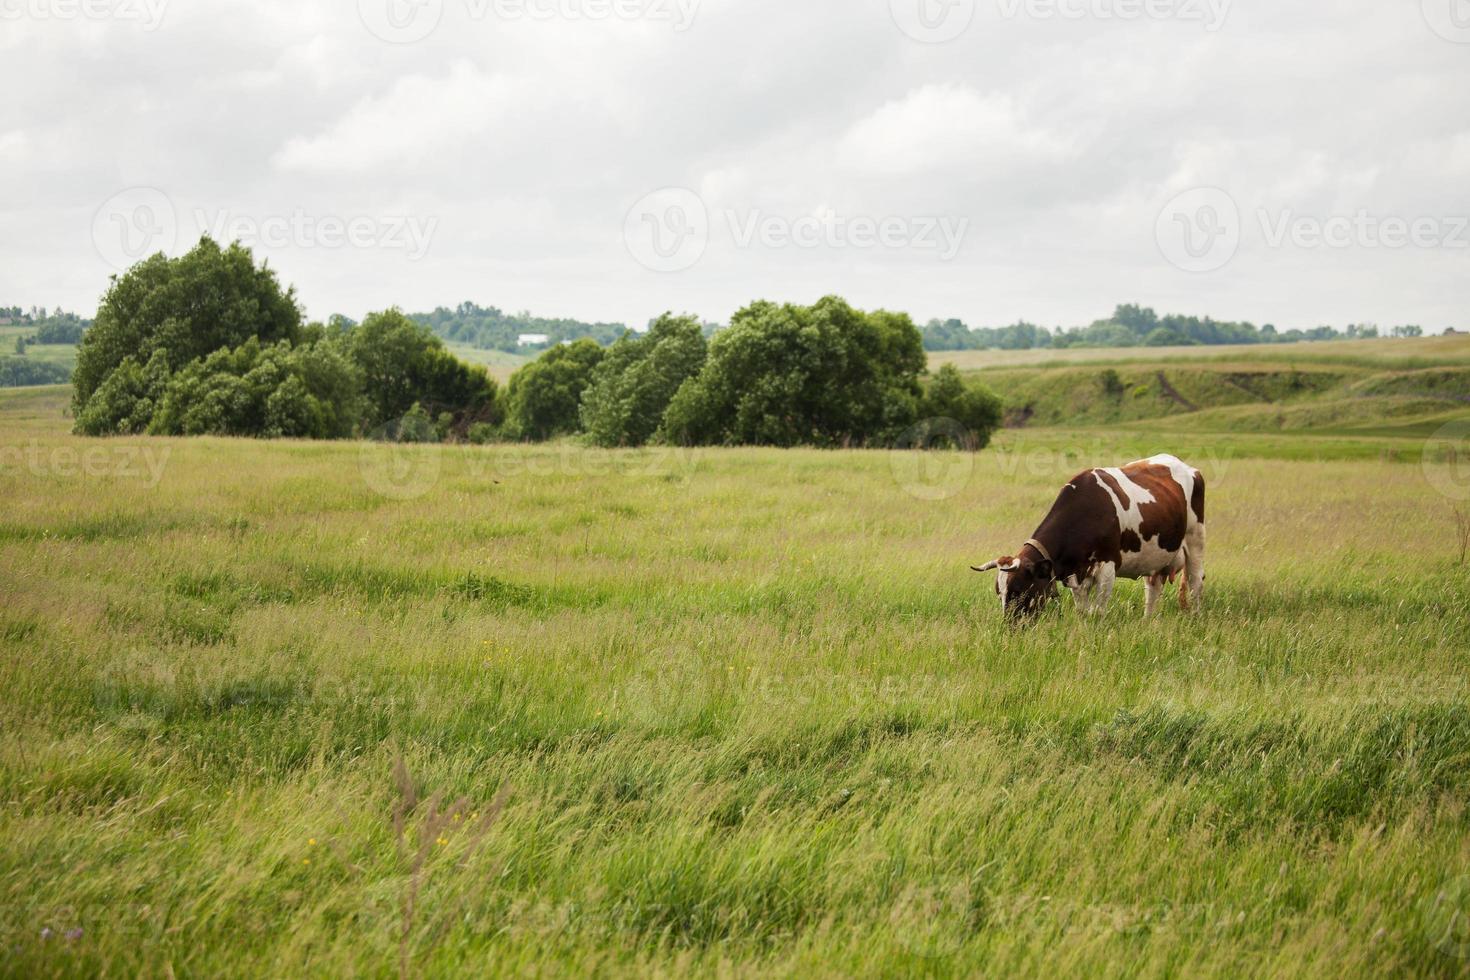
<box><xmin>3</xmin><ymin>377</ymin><xmax>1470</xmax><ymax>977</ymax></box>
<box><xmin>443</xmin><ymin>345</ymin><xmax>529</xmax><ymax>386</ymax></box>
<box><xmin>0</xmin><ymin>325</ymin><xmax>78</xmax><ymax>376</ymax></box>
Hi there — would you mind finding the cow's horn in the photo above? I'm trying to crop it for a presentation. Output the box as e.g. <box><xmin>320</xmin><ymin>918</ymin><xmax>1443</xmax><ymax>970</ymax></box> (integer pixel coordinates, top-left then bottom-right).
<box><xmin>972</xmin><ymin>560</ymin><xmax>1002</xmax><ymax>573</ymax></box>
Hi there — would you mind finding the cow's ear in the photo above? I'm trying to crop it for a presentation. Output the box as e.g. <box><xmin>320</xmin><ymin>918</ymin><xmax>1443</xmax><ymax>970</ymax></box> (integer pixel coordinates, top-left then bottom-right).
<box><xmin>1034</xmin><ymin>559</ymin><xmax>1055</xmax><ymax>581</ymax></box>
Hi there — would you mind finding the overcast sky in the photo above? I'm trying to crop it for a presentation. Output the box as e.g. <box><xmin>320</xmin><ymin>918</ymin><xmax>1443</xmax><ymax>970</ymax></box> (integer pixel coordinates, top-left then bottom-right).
<box><xmin>3</xmin><ymin>0</ymin><xmax>1468</xmax><ymax>332</ymax></box>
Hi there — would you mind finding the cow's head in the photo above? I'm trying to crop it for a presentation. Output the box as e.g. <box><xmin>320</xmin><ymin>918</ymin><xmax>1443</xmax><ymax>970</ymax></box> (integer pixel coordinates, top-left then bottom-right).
<box><xmin>973</xmin><ymin>551</ymin><xmax>1058</xmax><ymax>622</ymax></box>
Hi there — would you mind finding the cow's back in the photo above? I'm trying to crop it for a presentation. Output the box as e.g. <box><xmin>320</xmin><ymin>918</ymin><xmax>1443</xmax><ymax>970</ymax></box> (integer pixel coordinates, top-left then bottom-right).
<box><xmin>1093</xmin><ymin>454</ymin><xmax>1202</xmax><ymax>579</ymax></box>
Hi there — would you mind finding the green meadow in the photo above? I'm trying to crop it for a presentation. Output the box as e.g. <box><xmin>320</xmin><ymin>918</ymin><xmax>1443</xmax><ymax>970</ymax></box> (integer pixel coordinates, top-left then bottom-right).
<box><xmin>3</xmin><ymin>339</ymin><xmax>1470</xmax><ymax>976</ymax></box>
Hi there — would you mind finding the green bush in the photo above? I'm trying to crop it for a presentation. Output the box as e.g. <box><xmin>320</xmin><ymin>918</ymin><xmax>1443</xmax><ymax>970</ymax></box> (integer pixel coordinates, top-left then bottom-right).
<box><xmin>660</xmin><ymin>297</ymin><xmax>924</xmax><ymax>447</ymax></box>
<box><xmin>581</xmin><ymin>314</ymin><xmax>706</xmax><ymax>447</ymax></box>
<box><xmin>147</xmin><ymin>337</ymin><xmax>364</xmax><ymax>440</ymax></box>
<box><xmin>915</xmin><ymin>364</ymin><xmax>1003</xmax><ymax>449</ymax></box>
<box><xmin>504</xmin><ymin>338</ymin><xmax>605</xmax><ymax>441</ymax></box>
<box><xmin>74</xmin><ymin>349</ymin><xmax>170</xmax><ymax>434</ymax></box>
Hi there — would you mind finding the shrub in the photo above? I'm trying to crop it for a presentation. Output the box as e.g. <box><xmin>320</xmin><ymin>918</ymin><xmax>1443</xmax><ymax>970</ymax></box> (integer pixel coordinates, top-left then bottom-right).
<box><xmin>581</xmin><ymin>314</ymin><xmax>706</xmax><ymax>447</ymax></box>
<box><xmin>504</xmin><ymin>338</ymin><xmax>605</xmax><ymax>441</ymax></box>
<box><xmin>916</xmin><ymin>364</ymin><xmax>1003</xmax><ymax>449</ymax></box>
<box><xmin>660</xmin><ymin>297</ymin><xmax>924</xmax><ymax>447</ymax></box>
<box><xmin>74</xmin><ymin>349</ymin><xmax>170</xmax><ymax>434</ymax></box>
<box><xmin>147</xmin><ymin>338</ymin><xmax>364</xmax><ymax>440</ymax></box>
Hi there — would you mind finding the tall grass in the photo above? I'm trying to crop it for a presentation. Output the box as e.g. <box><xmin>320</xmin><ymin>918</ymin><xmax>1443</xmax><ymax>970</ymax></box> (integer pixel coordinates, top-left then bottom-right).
<box><xmin>2</xmin><ymin>386</ymin><xmax>1469</xmax><ymax>976</ymax></box>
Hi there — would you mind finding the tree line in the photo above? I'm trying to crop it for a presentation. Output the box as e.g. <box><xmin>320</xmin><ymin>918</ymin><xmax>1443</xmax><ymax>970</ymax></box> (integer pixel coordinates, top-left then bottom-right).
<box><xmin>413</xmin><ymin>302</ymin><xmax>628</xmax><ymax>353</ymax></box>
<box><xmin>921</xmin><ymin>303</ymin><xmax>1427</xmax><ymax>351</ymax></box>
<box><xmin>71</xmin><ymin>239</ymin><xmax>1003</xmax><ymax>450</ymax></box>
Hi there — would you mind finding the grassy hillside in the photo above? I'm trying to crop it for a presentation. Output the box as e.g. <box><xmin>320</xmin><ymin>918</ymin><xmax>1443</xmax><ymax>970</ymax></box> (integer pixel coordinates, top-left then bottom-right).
<box><xmin>3</xmin><ymin>384</ymin><xmax>1470</xmax><ymax>976</ymax></box>
<box><xmin>931</xmin><ymin>333</ymin><xmax>1470</xmax><ymax>372</ymax></box>
<box><xmin>444</xmin><ymin>344</ymin><xmax>528</xmax><ymax>385</ymax></box>
<box><xmin>0</xmin><ymin>325</ymin><xmax>78</xmax><ymax>379</ymax></box>
<box><xmin>938</xmin><ymin>336</ymin><xmax>1470</xmax><ymax>436</ymax></box>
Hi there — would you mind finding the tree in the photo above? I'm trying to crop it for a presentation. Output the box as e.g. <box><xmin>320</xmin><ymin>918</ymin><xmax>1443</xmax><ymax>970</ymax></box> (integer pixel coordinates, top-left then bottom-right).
<box><xmin>581</xmin><ymin>314</ymin><xmax>707</xmax><ymax>447</ymax></box>
<box><xmin>347</xmin><ymin>309</ymin><xmax>502</xmax><ymax>433</ymax></box>
<box><xmin>1144</xmin><ymin>327</ymin><xmax>1192</xmax><ymax>347</ymax></box>
<box><xmin>916</xmin><ymin>364</ymin><xmax>1002</xmax><ymax>449</ymax></box>
<box><xmin>73</xmin><ymin>237</ymin><xmax>302</xmax><ymax>423</ymax></box>
<box><xmin>660</xmin><ymin>296</ymin><xmax>925</xmax><ymax>448</ymax></box>
<box><xmin>504</xmin><ymin>339</ymin><xmax>605</xmax><ymax>441</ymax></box>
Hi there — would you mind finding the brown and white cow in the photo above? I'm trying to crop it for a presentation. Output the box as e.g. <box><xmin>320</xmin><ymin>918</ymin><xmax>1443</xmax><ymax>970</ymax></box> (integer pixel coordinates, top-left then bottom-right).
<box><xmin>973</xmin><ymin>454</ymin><xmax>1206</xmax><ymax>620</ymax></box>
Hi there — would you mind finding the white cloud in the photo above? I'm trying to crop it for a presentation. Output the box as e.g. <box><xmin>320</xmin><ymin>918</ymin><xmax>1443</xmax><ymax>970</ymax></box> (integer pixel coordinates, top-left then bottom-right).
<box><xmin>272</xmin><ymin>61</ymin><xmax>520</xmax><ymax>175</ymax></box>
<box><xmin>837</xmin><ymin>84</ymin><xmax>1073</xmax><ymax>178</ymax></box>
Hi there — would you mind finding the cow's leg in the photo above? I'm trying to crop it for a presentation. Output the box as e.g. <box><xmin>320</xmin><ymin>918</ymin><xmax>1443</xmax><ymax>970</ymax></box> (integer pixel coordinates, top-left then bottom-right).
<box><xmin>1068</xmin><ymin>582</ymin><xmax>1091</xmax><ymax>615</ymax></box>
<box><xmin>1145</xmin><ymin>573</ymin><xmax>1165</xmax><ymax>616</ymax></box>
<box><xmin>1183</xmin><ymin>525</ymin><xmax>1206</xmax><ymax>612</ymax></box>
<box><xmin>1090</xmin><ymin>562</ymin><xmax>1116</xmax><ymax>615</ymax></box>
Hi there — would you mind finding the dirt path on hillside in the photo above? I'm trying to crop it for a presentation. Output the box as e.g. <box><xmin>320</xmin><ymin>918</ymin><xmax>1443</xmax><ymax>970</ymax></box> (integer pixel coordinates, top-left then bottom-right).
<box><xmin>1156</xmin><ymin>372</ymin><xmax>1199</xmax><ymax>412</ymax></box>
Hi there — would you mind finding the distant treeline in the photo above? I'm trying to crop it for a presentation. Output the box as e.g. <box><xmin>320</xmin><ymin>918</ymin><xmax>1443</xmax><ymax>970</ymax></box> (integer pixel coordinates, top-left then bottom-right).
<box><xmin>1</xmin><ymin>306</ymin><xmax>92</xmax><ymax>346</ymax></box>
<box><xmin>921</xmin><ymin>304</ymin><xmax>1427</xmax><ymax>351</ymax></box>
<box><xmin>0</xmin><ymin>358</ymin><xmax>71</xmax><ymax>387</ymax></box>
<box><xmin>411</xmin><ymin>302</ymin><xmax>627</xmax><ymax>352</ymax></box>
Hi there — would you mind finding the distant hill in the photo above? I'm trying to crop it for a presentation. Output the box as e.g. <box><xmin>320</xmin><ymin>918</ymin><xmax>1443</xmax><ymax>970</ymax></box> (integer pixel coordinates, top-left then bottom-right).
<box><xmin>410</xmin><ymin>302</ymin><xmax>628</xmax><ymax>354</ymax></box>
<box><xmin>933</xmin><ymin>333</ymin><xmax>1470</xmax><ymax>437</ymax></box>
